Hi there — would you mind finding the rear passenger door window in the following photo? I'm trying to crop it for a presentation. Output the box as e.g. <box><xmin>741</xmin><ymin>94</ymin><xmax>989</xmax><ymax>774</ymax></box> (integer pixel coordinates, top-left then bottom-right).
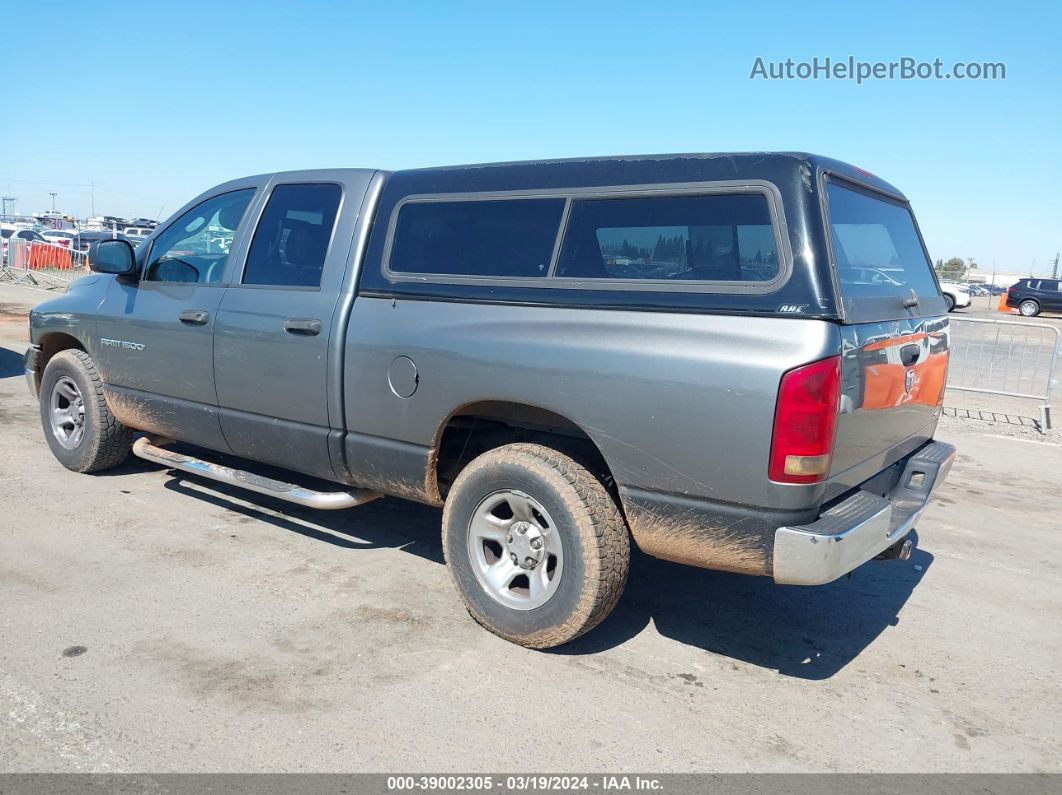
<box><xmin>242</xmin><ymin>183</ymin><xmax>342</xmax><ymax>287</ymax></box>
<box><xmin>556</xmin><ymin>193</ymin><xmax>779</xmax><ymax>282</ymax></box>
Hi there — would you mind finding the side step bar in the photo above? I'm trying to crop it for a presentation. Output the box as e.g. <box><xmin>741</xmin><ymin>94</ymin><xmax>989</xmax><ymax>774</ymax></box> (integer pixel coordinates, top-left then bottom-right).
<box><xmin>132</xmin><ymin>438</ymin><xmax>381</xmax><ymax>510</ymax></box>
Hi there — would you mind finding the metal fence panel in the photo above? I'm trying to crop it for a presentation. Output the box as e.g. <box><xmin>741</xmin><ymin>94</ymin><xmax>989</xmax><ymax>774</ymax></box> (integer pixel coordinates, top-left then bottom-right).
<box><xmin>947</xmin><ymin>315</ymin><xmax>1060</xmax><ymax>428</ymax></box>
<box><xmin>0</xmin><ymin>238</ymin><xmax>89</xmax><ymax>287</ymax></box>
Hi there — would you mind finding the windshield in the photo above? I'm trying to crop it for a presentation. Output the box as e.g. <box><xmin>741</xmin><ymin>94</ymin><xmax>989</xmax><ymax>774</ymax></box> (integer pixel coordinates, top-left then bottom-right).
<box><xmin>826</xmin><ymin>180</ymin><xmax>944</xmax><ymax>320</ymax></box>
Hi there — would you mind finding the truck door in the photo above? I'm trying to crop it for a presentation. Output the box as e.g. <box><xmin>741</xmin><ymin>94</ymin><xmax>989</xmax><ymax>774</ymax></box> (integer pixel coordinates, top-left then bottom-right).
<box><xmin>212</xmin><ymin>172</ymin><xmax>374</xmax><ymax>481</ymax></box>
<box><xmin>95</xmin><ymin>186</ymin><xmax>260</xmax><ymax>451</ymax></box>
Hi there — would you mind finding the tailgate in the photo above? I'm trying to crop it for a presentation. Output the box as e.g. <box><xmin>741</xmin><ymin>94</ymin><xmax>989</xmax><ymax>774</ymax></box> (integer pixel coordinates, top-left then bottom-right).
<box><xmin>831</xmin><ymin>316</ymin><xmax>949</xmax><ymax>479</ymax></box>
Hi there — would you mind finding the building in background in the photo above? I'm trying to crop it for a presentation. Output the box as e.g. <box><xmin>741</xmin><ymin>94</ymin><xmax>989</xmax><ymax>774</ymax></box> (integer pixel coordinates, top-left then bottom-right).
<box><xmin>977</xmin><ymin>271</ymin><xmax>1037</xmax><ymax>287</ymax></box>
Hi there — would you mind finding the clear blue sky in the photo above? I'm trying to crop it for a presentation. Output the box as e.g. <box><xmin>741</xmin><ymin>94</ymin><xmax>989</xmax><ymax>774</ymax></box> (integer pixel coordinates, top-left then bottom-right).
<box><xmin>3</xmin><ymin>0</ymin><xmax>1059</xmax><ymax>273</ymax></box>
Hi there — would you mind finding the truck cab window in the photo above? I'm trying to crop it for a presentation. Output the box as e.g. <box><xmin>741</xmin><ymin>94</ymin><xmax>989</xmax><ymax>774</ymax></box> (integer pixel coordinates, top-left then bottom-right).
<box><xmin>144</xmin><ymin>189</ymin><xmax>255</xmax><ymax>284</ymax></box>
<box><xmin>242</xmin><ymin>183</ymin><xmax>342</xmax><ymax>287</ymax></box>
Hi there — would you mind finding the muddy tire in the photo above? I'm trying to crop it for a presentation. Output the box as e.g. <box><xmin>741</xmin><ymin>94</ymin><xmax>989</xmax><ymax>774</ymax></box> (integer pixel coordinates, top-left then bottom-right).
<box><xmin>39</xmin><ymin>349</ymin><xmax>132</xmax><ymax>473</ymax></box>
<box><xmin>442</xmin><ymin>443</ymin><xmax>630</xmax><ymax>649</ymax></box>
<box><xmin>1019</xmin><ymin>299</ymin><xmax>1040</xmax><ymax>317</ymax></box>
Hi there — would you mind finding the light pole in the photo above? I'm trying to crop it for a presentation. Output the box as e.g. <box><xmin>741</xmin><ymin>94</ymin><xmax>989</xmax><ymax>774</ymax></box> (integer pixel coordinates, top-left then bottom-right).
<box><xmin>49</xmin><ymin>192</ymin><xmax>57</xmax><ymax>213</ymax></box>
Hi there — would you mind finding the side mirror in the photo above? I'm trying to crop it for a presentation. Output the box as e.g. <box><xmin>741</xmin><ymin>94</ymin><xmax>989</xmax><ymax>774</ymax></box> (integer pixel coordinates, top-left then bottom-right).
<box><xmin>89</xmin><ymin>239</ymin><xmax>137</xmax><ymax>276</ymax></box>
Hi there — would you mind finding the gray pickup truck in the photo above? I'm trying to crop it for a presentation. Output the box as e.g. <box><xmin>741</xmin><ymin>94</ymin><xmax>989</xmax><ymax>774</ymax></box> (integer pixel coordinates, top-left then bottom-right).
<box><xmin>25</xmin><ymin>153</ymin><xmax>955</xmax><ymax>648</ymax></box>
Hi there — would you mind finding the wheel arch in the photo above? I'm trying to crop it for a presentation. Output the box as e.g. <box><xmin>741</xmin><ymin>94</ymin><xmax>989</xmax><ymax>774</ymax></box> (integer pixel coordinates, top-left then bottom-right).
<box><xmin>33</xmin><ymin>332</ymin><xmax>87</xmax><ymax>393</ymax></box>
<box><xmin>430</xmin><ymin>400</ymin><xmax>619</xmax><ymax>506</ymax></box>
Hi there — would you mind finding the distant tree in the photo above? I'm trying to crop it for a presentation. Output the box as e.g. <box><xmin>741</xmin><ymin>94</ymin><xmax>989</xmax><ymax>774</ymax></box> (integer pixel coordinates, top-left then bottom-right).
<box><xmin>935</xmin><ymin>257</ymin><xmax>968</xmax><ymax>280</ymax></box>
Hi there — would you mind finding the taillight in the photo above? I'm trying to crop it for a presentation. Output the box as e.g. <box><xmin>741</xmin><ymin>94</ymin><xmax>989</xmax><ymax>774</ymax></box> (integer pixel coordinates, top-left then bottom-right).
<box><xmin>769</xmin><ymin>355</ymin><xmax>841</xmax><ymax>484</ymax></box>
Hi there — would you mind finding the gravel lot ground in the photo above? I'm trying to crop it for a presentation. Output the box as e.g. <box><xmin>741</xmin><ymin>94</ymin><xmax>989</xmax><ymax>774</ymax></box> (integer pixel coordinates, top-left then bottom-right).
<box><xmin>1</xmin><ymin>285</ymin><xmax>1059</xmax><ymax>773</ymax></box>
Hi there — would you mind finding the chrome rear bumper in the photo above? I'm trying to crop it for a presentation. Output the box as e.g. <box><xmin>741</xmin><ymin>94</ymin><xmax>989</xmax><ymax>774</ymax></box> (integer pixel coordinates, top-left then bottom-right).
<box><xmin>773</xmin><ymin>440</ymin><xmax>956</xmax><ymax>585</ymax></box>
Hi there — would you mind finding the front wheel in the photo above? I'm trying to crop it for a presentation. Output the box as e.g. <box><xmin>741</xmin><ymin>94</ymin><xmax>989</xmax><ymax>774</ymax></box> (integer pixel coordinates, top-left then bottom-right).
<box><xmin>39</xmin><ymin>349</ymin><xmax>132</xmax><ymax>473</ymax></box>
<box><xmin>1019</xmin><ymin>299</ymin><xmax>1040</xmax><ymax>317</ymax></box>
<box><xmin>944</xmin><ymin>294</ymin><xmax>956</xmax><ymax>312</ymax></box>
<box><xmin>442</xmin><ymin>443</ymin><xmax>630</xmax><ymax>649</ymax></box>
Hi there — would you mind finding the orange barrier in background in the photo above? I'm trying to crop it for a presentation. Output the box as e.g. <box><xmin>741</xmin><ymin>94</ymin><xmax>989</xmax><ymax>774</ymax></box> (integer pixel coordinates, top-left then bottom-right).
<box><xmin>996</xmin><ymin>292</ymin><xmax>1011</xmax><ymax>312</ymax></box>
<box><xmin>27</xmin><ymin>242</ymin><xmax>77</xmax><ymax>270</ymax></box>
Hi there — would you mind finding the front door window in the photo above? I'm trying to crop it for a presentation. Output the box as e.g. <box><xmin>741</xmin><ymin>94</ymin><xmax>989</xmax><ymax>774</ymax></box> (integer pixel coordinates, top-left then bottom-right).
<box><xmin>144</xmin><ymin>189</ymin><xmax>255</xmax><ymax>284</ymax></box>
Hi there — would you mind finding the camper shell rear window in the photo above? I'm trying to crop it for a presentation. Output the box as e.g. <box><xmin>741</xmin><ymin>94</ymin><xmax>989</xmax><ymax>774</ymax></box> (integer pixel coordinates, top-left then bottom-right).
<box><xmin>824</xmin><ymin>178</ymin><xmax>946</xmax><ymax>322</ymax></box>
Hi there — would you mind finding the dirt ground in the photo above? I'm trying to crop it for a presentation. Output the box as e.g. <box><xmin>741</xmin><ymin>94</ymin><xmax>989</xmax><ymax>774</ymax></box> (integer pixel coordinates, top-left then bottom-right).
<box><xmin>1</xmin><ymin>285</ymin><xmax>1059</xmax><ymax>773</ymax></box>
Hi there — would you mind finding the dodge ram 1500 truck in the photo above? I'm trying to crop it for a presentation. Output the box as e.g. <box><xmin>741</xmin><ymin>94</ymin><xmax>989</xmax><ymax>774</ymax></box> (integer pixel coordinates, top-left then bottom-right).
<box><xmin>25</xmin><ymin>153</ymin><xmax>955</xmax><ymax>648</ymax></box>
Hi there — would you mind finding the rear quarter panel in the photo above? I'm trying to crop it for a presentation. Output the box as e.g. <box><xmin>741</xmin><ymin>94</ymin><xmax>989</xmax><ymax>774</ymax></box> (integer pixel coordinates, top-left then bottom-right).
<box><xmin>343</xmin><ymin>298</ymin><xmax>838</xmax><ymax>509</ymax></box>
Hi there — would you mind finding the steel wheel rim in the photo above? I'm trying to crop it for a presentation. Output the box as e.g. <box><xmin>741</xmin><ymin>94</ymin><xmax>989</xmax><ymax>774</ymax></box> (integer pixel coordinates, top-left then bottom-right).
<box><xmin>49</xmin><ymin>376</ymin><xmax>85</xmax><ymax>449</ymax></box>
<box><xmin>467</xmin><ymin>489</ymin><xmax>563</xmax><ymax>611</ymax></box>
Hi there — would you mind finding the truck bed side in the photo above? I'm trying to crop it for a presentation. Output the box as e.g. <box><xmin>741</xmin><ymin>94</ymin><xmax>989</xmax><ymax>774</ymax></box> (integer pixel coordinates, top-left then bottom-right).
<box><xmin>340</xmin><ymin>298</ymin><xmax>838</xmax><ymax>572</ymax></box>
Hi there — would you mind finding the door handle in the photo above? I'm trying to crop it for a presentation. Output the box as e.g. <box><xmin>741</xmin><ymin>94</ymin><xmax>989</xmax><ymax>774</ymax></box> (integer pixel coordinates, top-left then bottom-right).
<box><xmin>179</xmin><ymin>309</ymin><xmax>210</xmax><ymax>326</ymax></box>
<box><xmin>899</xmin><ymin>344</ymin><xmax>920</xmax><ymax>367</ymax></box>
<box><xmin>284</xmin><ymin>318</ymin><xmax>321</xmax><ymax>336</ymax></box>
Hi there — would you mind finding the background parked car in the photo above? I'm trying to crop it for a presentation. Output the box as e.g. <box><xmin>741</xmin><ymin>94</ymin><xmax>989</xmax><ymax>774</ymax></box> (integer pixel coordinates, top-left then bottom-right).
<box><xmin>40</xmin><ymin>229</ymin><xmax>77</xmax><ymax>248</ymax></box>
<box><xmin>1006</xmin><ymin>278</ymin><xmax>1062</xmax><ymax>316</ymax></box>
<box><xmin>1</xmin><ymin>226</ymin><xmax>48</xmax><ymax>261</ymax></box>
<box><xmin>2</xmin><ymin>226</ymin><xmax>47</xmax><ymax>242</ymax></box>
<box><xmin>71</xmin><ymin>230</ymin><xmax>132</xmax><ymax>255</ymax></box>
<box><xmin>938</xmin><ymin>280</ymin><xmax>972</xmax><ymax>311</ymax></box>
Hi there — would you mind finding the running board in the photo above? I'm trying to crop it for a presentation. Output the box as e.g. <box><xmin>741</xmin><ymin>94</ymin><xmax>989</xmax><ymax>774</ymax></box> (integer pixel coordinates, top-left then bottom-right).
<box><xmin>132</xmin><ymin>437</ymin><xmax>381</xmax><ymax>510</ymax></box>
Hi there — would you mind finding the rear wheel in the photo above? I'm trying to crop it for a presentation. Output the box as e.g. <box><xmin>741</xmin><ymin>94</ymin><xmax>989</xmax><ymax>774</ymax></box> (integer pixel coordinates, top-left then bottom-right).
<box><xmin>1019</xmin><ymin>299</ymin><xmax>1040</xmax><ymax>317</ymax></box>
<box><xmin>39</xmin><ymin>349</ymin><xmax>132</xmax><ymax>473</ymax></box>
<box><xmin>944</xmin><ymin>293</ymin><xmax>956</xmax><ymax>312</ymax></box>
<box><xmin>442</xmin><ymin>443</ymin><xmax>629</xmax><ymax>649</ymax></box>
